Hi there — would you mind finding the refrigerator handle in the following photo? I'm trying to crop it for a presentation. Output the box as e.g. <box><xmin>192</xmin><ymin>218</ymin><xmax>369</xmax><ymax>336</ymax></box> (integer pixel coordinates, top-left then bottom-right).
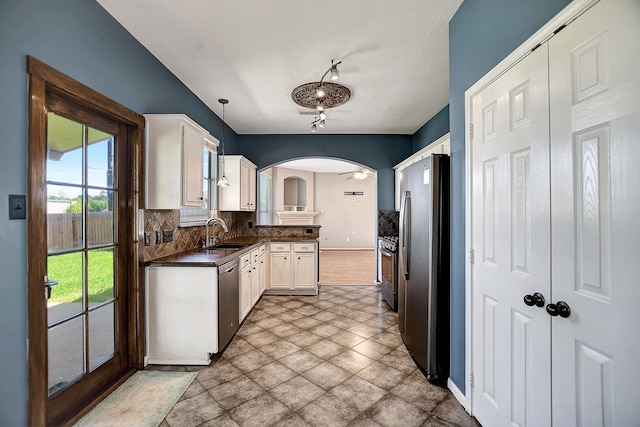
<box><xmin>401</xmin><ymin>191</ymin><xmax>411</xmax><ymax>280</ymax></box>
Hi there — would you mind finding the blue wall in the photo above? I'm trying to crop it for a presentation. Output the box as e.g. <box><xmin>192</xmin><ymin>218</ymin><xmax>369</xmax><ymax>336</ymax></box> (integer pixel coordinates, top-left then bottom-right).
<box><xmin>234</xmin><ymin>134</ymin><xmax>412</xmax><ymax>210</ymax></box>
<box><xmin>447</xmin><ymin>0</ymin><xmax>571</xmax><ymax>393</ymax></box>
<box><xmin>0</xmin><ymin>1</ymin><xmax>235</xmax><ymax>424</ymax></box>
<box><xmin>412</xmin><ymin>105</ymin><xmax>450</xmax><ymax>152</ymax></box>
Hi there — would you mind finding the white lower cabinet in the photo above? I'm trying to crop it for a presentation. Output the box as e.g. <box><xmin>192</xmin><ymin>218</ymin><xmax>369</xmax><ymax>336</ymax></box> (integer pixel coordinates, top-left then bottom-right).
<box><xmin>239</xmin><ymin>245</ymin><xmax>266</xmax><ymax>323</ymax></box>
<box><xmin>145</xmin><ymin>266</ymin><xmax>218</xmax><ymax>365</ymax></box>
<box><xmin>266</xmin><ymin>241</ymin><xmax>318</xmax><ymax>295</ymax></box>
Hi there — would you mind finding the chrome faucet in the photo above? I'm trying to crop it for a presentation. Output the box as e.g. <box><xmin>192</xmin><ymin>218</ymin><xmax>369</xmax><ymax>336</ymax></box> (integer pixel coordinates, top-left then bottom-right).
<box><xmin>204</xmin><ymin>216</ymin><xmax>229</xmax><ymax>248</ymax></box>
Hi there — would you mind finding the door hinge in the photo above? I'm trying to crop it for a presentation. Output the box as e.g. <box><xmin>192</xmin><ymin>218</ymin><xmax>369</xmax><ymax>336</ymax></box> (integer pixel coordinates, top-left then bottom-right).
<box><xmin>469</xmin><ymin>249</ymin><xmax>475</xmax><ymax>265</ymax></box>
<box><xmin>470</xmin><ymin>371</ymin><xmax>474</xmax><ymax>388</ymax></box>
<box><xmin>468</xmin><ymin>123</ymin><xmax>474</xmax><ymax>140</ymax></box>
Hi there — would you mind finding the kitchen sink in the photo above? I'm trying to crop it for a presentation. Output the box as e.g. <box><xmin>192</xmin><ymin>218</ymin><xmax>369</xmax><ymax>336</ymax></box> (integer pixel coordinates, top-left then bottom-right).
<box><xmin>208</xmin><ymin>243</ymin><xmax>249</xmax><ymax>250</ymax></box>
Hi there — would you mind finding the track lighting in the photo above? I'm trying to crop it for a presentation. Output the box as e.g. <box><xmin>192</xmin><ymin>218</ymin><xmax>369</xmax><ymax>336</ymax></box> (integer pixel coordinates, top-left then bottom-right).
<box><xmin>291</xmin><ymin>59</ymin><xmax>350</xmax><ymax>131</ymax></box>
<box><xmin>329</xmin><ymin>60</ymin><xmax>340</xmax><ymax>81</ymax></box>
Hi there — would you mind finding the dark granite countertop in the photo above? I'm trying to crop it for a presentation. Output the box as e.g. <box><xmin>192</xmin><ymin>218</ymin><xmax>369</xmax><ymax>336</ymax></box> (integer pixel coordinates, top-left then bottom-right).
<box><xmin>145</xmin><ymin>236</ymin><xmax>318</xmax><ymax>267</ymax></box>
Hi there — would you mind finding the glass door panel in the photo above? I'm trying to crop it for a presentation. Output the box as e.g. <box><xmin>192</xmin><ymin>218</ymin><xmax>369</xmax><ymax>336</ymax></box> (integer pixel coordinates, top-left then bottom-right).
<box><xmin>45</xmin><ymin>111</ymin><xmax>119</xmax><ymax>396</ymax></box>
<box><xmin>48</xmin><ymin>317</ymin><xmax>85</xmax><ymax>396</ymax></box>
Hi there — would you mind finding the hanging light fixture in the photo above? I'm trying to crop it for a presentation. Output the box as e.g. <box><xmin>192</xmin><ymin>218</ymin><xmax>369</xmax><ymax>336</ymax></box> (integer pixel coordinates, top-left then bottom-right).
<box><xmin>217</xmin><ymin>98</ymin><xmax>230</xmax><ymax>187</ymax></box>
<box><xmin>292</xmin><ymin>59</ymin><xmax>349</xmax><ymax>131</ymax></box>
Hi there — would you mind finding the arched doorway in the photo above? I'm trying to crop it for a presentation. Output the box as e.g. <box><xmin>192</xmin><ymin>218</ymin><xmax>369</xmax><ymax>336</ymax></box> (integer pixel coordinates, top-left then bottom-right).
<box><xmin>258</xmin><ymin>157</ymin><xmax>378</xmax><ymax>285</ymax></box>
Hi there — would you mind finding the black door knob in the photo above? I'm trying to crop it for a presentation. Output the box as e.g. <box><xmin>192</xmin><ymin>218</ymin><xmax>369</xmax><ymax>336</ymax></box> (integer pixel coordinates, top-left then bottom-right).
<box><xmin>523</xmin><ymin>292</ymin><xmax>545</xmax><ymax>307</ymax></box>
<box><xmin>546</xmin><ymin>301</ymin><xmax>571</xmax><ymax>318</ymax></box>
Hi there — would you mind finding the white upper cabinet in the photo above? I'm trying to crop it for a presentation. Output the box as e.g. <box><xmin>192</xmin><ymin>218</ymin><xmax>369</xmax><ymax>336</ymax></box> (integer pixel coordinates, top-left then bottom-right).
<box><xmin>218</xmin><ymin>155</ymin><xmax>257</xmax><ymax>211</ymax></box>
<box><xmin>145</xmin><ymin>114</ymin><xmax>218</xmax><ymax>210</ymax></box>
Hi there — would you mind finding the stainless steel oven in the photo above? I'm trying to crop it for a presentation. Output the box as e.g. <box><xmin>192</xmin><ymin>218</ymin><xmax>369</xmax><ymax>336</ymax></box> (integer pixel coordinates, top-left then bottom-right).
<box><xmin>379</xmin><ymin>236</ymin><xmax>398</xmax><ymax>311</ymax></box>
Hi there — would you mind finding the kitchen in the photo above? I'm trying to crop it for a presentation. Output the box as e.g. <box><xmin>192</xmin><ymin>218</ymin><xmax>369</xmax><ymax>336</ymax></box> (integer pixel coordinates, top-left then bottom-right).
<box><xmin>3</xmin><ymin>0</ymin><xmax>639</xmax><ymax>426</ymax></box>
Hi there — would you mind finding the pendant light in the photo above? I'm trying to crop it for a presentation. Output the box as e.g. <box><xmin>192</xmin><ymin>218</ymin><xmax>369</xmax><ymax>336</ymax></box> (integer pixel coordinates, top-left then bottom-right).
<box><xmin>217</xmin><ymin>98</ymin><xmax>230</xmax><ymax>187</ymax></box>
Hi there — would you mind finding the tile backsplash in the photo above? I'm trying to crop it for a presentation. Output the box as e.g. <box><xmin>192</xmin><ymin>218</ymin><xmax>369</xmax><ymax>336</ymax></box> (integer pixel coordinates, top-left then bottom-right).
<box><xmin>378</xmin><ymin>209</ymin><xmax>399</xmax><ymax>237</ymax></box>
<box><xmin>142</xmin><ymin>210</ymin><xmax>320</xmax><ymax>262</ymax></box>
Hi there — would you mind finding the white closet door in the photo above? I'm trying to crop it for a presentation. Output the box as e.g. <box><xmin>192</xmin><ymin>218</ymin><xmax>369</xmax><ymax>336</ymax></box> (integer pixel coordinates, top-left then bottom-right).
<box><xmin>549</xmin><ymin>0</ymin><xmax>640</xmax><ymax>425</ymax></box>
<box><xmin>470</xmin><ymin>45</ymin><xmax>551</xmax><ymax>427</ymax></box>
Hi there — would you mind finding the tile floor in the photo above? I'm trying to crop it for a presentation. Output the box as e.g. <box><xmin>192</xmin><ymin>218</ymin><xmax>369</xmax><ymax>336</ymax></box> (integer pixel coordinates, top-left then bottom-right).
<box><xmin>155</xmin><ymin>286</ymin><xmax>480</xmax><ymax>427</ymax></box>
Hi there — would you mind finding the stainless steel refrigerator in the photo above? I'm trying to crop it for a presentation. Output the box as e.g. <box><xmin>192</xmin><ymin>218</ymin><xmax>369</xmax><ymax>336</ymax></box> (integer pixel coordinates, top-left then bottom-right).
<box><xmin>398</xmin><ymin>154</ymin><xmax>450</xmax><ymax>386</ymax></box>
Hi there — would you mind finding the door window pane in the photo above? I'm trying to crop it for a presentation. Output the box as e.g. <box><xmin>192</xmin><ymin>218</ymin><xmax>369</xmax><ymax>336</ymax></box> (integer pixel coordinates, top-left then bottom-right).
<box><xmin>87</xmin><ymin>131</ymin><xmax>115</xmax><ymax>188</ymax></box>
<box><xmin>48</xmin><ymin>316</ymin><xmax>86</xmax><ymax>396</ymax></box>
<box><xmin>88</xmin><ymin>249</ymin><xmax>114</xmax><ymax>302</ymax></box>
<box><xmin>47</xmin><ymin>112</ymin><xmax>84</xmax><ymax>186</ymax></box>
<box><xmin>47</xmin><ymin>184</ymin><xmax>85</xmax><ymax>252</ymax></box>
<box><xmin>89</xmin><ymin>302</ymin><xmax>115</xmax><ymax>370</ymax></box>
<box><xmin>87</xmin><ymin>189</ymin><xmax>114</xmax><ymax>247</ymax></box>
<box><xmin>47</xmin><ymin>252</ymin><xmax>84</xmax><ymax>325</ymax></box>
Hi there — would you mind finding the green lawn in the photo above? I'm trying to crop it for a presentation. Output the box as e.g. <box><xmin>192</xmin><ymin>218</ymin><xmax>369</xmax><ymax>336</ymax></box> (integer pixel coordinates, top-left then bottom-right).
<box><xmin>47</xmin><ymin>249</ymin><xmax>115</xmax><ymax>303</ymax></box>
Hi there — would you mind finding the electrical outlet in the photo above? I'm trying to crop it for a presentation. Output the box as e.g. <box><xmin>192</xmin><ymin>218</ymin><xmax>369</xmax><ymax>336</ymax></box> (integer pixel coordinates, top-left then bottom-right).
<box><xmin>346</xmin><ymin>237</ymin><xmax>350</xmax><ymax>242</ymax></box>
<box><xmin>155</xmin><ymin>231</ymin><xmax>162</xmax><ymax>244</ymax></box>
<box><xmin>162</xmin><ymin>230</ymin><xmax>174</xmax><ymax>243</ymax></box>
<box><xmin>144</xmin><ymin>232</ymin><xmax>151</xmax><ymax>246</ymax></box>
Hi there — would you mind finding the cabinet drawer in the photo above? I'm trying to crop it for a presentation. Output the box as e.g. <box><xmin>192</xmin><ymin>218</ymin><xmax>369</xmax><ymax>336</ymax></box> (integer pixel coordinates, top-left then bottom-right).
<box><xmin>294</xmin><ymin>243</ymin><xmax>315</xmax><ymax>252</ymax></box>
<box><xmin>251</xmin><ymin>249</ymin><xmax>259</xmax><ymax>264</ymax></box>
<box><xmin>240</xmin><ymin>253</ymin><xmax>252</xmax><ymax>269</ymax></box>
<box><xmin>270</xmin><ymin>243</ymin><xmax>291</xmax><ymax>252</ymax></box>
<box><xmin>258</xmin><ymin>244</ymin><xmax>266</xmax><ymax>256</ymax></box>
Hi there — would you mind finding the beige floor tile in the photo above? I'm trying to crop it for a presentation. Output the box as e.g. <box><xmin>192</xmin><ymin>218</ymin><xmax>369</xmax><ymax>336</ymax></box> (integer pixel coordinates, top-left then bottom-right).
<box><xmin>328</xmin><ymin>376</ymin><xmax>386</xmax><ymax>412</ymax></box>
<box><xmin>301</xmin><ymin>361</ymin><xmax>352</xmax><ymax>390</ymax></box>
<box><xmin>228</xmin><ymin>392</ymin><xmax>292</xmax><ymax>427</ymax></box>
<box><xmin>165</xmin><ymin>391</ymin><xmax>224</xmax><ymax>427</ymax></box>
<box><xmin>269</xmin><ymin>376</ymin><xmax>325</xmax><ymax>411</ymax></box>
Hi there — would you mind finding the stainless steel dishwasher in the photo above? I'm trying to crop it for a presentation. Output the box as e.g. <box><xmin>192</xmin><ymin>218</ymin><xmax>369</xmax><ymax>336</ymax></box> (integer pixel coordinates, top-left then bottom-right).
<box><xmin>218</xmin><ymin>259</ymin><xmax>239</xmax><ymax>351</ymax></box>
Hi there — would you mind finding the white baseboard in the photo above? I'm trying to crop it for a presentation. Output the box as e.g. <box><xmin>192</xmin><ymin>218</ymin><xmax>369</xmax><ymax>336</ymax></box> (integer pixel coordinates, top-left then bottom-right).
<box><xmin>448</xmin><ymin>378</ymin><xmax>470</xmax><ymax>413</ymax></box>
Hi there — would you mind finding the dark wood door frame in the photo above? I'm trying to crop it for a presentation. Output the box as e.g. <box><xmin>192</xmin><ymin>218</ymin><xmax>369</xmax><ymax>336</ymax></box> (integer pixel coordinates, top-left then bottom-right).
<box><xmin>27</xmin><ymin>56</ymin><xmax>145</xmax><ymax>426</ymax></box>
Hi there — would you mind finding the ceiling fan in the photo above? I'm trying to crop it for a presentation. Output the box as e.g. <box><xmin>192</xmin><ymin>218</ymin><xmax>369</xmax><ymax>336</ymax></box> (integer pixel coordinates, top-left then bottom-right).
<box><xmin>338</xmin><ymin>168</ymin><xmax>375</xmax><ymax>180</ymax></box>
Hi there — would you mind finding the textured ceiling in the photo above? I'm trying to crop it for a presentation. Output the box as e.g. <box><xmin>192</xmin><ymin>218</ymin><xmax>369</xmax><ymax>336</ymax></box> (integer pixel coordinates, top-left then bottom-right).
<box><xmin>97</xmin><ymin>0</ymin><xmax>462</xmax><ymax>135</ymax></box>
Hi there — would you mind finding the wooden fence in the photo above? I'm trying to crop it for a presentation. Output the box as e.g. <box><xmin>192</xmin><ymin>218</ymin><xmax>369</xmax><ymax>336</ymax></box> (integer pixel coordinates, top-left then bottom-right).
<box><xmin>48</xmin><ymin>212</ymin><xmax>114</xmax><ymax>249</ymax></box>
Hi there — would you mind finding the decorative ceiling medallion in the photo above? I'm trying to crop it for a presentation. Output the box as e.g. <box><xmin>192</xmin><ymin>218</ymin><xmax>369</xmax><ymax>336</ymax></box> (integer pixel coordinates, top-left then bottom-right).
<box><xmin>291</xmin><ymin>82</ymin><xmax>351</xmax><ymax>109</ymax></box>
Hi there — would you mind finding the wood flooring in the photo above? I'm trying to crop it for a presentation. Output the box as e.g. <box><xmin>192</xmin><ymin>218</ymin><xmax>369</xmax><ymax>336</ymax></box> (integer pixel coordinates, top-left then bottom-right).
<box><xmin>319</xmin><ymin>249</ymin><xmax>376</xmax><ymax>285</ymax></box>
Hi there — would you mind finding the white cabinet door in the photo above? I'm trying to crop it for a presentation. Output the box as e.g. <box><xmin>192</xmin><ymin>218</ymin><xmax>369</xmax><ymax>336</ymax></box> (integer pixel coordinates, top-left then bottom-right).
<box><xmin>293</xmin><ymin>252</ymin><xmax>316</xmax><ymax>290</ymax></box>
<box><xmin>218</xmin><ymin>155</ymin><xmax>256</xmax><ymax>211</ymax></box>
<box><xmin>182</xmin><ymin>124</ymin><xmax>204</xmax><ymax>207</ymax></box>
<box><xmin>240</xmin><ymin>266</ymin><xmax>252</xmax><ymax>323</ymax></box>
<box><xmin>549</xmin><ymin>0</ymin><xmax>640</xmax><ymax>424</ymax></box>
<box><xmin>470</xmin><ymin>44</ymin><xmax>551</xmax><ymax>427</ymax></box>
<box><xmin>145</xmin><ymin>114</ymin><xmax>217</xmax><ymax>209</ymax></box>
<box><xmin>270</xmin><ymin>253</ymin><xmax>292</xmax><ymax>289</ymax></box>
<box><xmin>258</xmin><ymin>255</ymin><xmax>266</xmax><ymax>295</ymax></box>
<box><xmin>250</xmin><ymin>264</ymin><xmax>259</xmax><ymax>306</ymax></box>
<box><xmin>239</xmin><ymin>159</ymin><xmax>256</xmax><ymax>211</ymax></box>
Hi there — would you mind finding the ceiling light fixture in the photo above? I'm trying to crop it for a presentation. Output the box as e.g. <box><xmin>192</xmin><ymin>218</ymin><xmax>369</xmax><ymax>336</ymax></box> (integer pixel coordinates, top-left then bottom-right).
<box><xmin>292</xmin><ymin>59</ymin><xmax>350</xmax><ymax>131</ymax></box>
<box><xmin>353</xmin><ymin>169</ymin><xmax>368</xmax><ymax>180</ymax></box>
<box><xmin>216</xmin><ymin>98</ymin><xmax>230</xmax><ymax>187</ymax></box>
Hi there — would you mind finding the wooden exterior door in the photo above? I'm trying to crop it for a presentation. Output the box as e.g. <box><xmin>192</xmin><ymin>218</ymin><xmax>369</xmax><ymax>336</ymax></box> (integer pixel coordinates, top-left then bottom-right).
<box><xmin>27</xmin><ymin>57</ymin><xmax>145</xmax><ymax>426</ymax></box>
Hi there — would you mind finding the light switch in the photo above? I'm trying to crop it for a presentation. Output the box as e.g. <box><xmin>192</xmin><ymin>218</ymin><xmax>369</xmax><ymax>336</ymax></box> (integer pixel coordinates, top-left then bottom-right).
<box><xmin>9</xmin><ymin>194</ymin><xmax>26</xmax><ymax>220</ymax></box>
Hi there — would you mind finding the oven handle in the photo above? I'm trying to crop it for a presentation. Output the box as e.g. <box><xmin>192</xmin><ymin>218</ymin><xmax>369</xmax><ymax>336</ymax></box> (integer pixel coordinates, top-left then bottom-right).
<box><xmin>380</xmin><ymin>247</ymin><xmax>395</xmax><ymax>257</ymax></box>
